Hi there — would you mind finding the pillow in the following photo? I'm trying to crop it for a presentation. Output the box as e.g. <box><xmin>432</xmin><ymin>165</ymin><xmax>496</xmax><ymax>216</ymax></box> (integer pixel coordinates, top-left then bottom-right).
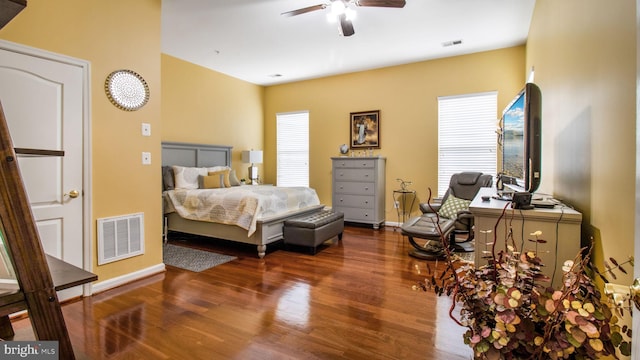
<box><xmin>172</xmin><ymin>166</ymin><xmax>207</xmax><ymax>189</ymax></box>
<box><xmin>199</xmin><ymin>174</ymin><xmax>225</xmax><ymax>189</ymax></box>
<box><xmin>229</xmin><ymin>169</ymin><xmax>241</xmax><ymax>186</ymax></box>
<box><xmin>162</xmin><ymin>166</ymin><xmax>175</xmax><ymax>191</ymax></box>
<box><xmin>208</xmin><ymin>169</ymin><xmax>231</xmax><ymax>188</ymax></box>
<box><xmin>438</xmin><ymin>194</ymin><xmax>471</xmax><ymax>219</ymax></box>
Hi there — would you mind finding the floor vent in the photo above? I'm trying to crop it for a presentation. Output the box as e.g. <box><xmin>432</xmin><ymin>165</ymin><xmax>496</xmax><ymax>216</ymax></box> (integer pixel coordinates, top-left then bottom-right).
<box><xmin>98</xmin><ymin>213</ymin><xmax>144</xmax><ymax>265</ymax></box>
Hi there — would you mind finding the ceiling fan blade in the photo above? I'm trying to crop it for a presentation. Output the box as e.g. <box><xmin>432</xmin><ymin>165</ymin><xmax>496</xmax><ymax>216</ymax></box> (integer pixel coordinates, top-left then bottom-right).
<box><xmin>281</xmin><ymin>4</ymin><xmax>327</xmax><ymax>17</ymax></box>
<box><xmin>339</xmin><ymin>14</ymin><xmax>355</xmax><ymax>36</ymax></box>
<box><xmin>355</xmin><ymin>0</ymin><xmax>406</xmax><ymax>8</ymax></box>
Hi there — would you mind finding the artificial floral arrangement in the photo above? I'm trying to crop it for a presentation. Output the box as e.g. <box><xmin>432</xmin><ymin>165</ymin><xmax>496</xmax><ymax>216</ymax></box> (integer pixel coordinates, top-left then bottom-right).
<box><xmin>414</xmin><ymin>195</ymin><xmax>632</xmax><ymax>360</ymax></box>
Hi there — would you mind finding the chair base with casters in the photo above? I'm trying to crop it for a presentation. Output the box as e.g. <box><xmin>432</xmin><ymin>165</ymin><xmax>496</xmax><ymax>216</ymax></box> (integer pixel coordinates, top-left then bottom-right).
<box><xmin>401</xmin><ymin>215</ymin><xmax>455</xmax><ymax>260</ymax></box>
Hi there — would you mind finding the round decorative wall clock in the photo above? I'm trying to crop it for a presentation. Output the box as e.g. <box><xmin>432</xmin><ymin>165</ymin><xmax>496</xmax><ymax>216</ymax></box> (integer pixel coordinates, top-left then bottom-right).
<box><xmin>104</xmin><ymin>69</ymin><xmax>150</xmax><ymax>111</ymax></box>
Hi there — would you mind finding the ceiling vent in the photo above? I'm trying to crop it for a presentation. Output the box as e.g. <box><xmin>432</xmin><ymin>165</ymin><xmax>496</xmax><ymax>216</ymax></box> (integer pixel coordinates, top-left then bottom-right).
<box><xmin>442</xmin><ymin>39</ymin><xmax>463</xmax><ymax>47</ymax></box>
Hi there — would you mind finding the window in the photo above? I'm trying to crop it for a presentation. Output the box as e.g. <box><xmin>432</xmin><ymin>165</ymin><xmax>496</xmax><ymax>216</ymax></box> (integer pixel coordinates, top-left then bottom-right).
<box><xmin>438</xmin><ymin>92</ymin><xmax>497</xmax><ymax>196</ymax></box>
<box><xmin>276</xmin><ymin>111</ymin><xmax>309</xmax><ymax>187</ymax></box>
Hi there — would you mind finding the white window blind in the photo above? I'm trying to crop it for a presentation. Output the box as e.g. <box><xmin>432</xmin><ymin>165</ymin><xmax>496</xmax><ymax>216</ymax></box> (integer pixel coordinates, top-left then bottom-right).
<box><xmin>438</xmin><ymin>92</ymin><xmax>497</xmax><ymax>196</ymax></box>
<box><xmin>277</xmin><ymin>111</ymin><xmax>309</xmax><ymax>187</ymax></box>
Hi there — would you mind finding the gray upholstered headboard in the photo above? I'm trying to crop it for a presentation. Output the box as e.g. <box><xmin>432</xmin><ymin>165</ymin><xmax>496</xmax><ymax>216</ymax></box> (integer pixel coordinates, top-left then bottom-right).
<box><xmin>161</xmin><ymin>142</ymin><xmax>232</xmax><ymax>167</ymax></box>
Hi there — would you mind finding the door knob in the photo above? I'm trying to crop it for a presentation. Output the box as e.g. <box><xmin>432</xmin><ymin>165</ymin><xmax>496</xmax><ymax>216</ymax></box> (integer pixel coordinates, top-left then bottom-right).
<box><xmin>64</xmin><ymin>189</ymin><xmax>80</xmax><ymax>198</ymax></box>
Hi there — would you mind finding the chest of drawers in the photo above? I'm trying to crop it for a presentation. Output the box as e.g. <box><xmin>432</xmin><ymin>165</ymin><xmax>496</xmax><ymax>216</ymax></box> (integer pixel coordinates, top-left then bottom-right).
<box><xmin>331</xmin><ymin>157</ymin><xmax>386</xmax><ymax>229</ymax></box>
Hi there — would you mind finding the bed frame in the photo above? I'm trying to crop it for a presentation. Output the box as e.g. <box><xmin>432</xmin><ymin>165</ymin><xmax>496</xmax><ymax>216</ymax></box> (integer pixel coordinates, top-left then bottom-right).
<box><xmin>161</xmin><ymin>142</ymin><xmax>324</xmax><ymax>258</ymax></box>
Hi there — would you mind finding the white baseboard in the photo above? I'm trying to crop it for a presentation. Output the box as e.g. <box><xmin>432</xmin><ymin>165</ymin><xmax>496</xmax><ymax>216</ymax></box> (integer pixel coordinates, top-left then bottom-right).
<box><xmin>385</xmin><ymin>221</ymin><xmax>402</xmax><ymax>229</ymax></box>
<box><xmin>90</xmin><ymin>263</ymin><xmax>166</xmax><ymax>295</ymax></box>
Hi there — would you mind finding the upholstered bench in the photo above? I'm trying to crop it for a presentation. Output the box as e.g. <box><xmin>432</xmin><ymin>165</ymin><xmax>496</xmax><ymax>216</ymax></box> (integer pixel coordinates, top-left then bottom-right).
<box><xmin>400</xmin><ymin>215</ymin><xmax>455</xmax><ymax>259</ymax></box>
<box><xmin>283</xmin><ymin>209</ymin><xmax>344</xmax><ymax>254</ymax></box>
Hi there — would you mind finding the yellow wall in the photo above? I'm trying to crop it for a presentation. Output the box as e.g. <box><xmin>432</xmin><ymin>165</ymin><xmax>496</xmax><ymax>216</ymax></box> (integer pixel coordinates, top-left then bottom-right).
<box><xmin>526</xmin><ymin>0</ymin><xmax>636</xmax><ymax>286</ymax></box>
<box><xmin>264</xmin><ymin>47</ymin><xmax>526</xmax><ymax>219</ymax></box>
<box><xmin>2</xmin><ymin>0</ymin><xmax>633</xmax><ymax>299</ymax></box>
<box><xmin>161</xmin><ymin>54</ymin><xmax>264</xmax><ymax>179</ymax></box>
<box><xmin>0</xmin><ymin>0</ymin><xmax>163</xmax><ymax>281</ymax></box>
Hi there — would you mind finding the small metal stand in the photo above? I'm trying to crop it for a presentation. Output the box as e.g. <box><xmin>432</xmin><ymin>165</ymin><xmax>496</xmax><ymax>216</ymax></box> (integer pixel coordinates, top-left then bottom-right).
<box><xmin>393</xmin><ymin>179</ymin><xmax>416</xmax><ymax>230</ymax></box>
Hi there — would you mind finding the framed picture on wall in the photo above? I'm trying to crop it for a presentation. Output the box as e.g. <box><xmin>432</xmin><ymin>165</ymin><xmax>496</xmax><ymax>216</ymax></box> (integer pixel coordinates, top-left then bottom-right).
<box><xmin>350</xmin><ymin>110</ymin><xmax>380</xmax><ymax>149</ymax></box>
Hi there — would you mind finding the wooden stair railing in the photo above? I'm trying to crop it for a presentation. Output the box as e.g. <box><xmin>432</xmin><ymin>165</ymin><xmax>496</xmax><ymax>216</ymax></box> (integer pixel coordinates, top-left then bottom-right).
<box><xmin>0</xmin><ymin>100</ymin><xmax>96</xmax><ymax>359</ymax></box>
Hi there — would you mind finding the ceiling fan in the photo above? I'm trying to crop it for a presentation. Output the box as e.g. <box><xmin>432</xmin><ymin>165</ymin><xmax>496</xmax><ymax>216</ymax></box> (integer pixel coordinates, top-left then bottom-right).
<box><xmin>281</xmin><ymin>0</ymin><xmax>406</xmax><ymax>37</ymax></box>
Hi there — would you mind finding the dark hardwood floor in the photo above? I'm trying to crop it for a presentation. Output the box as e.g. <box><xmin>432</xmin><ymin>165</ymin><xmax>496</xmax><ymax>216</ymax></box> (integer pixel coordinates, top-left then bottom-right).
<box><xmin>12</xmin><ymin>225</ymin><xmax>473</xmax><ymax>360</ymax></box>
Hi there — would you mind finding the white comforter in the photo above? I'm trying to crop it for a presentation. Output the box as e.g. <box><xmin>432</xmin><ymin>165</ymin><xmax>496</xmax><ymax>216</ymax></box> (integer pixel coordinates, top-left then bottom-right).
<box><xmin>164</xmin><ymin>185</ymin><xmax>320</xmax><ymax>236</ymax></box>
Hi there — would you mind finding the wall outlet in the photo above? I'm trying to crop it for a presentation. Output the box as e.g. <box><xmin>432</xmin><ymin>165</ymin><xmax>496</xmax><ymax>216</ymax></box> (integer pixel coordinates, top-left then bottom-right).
<box><xmin>393</xmin><ymin>200</ymin><xmax>400</xmax><ymax>209</ymax></box>
<box><xmin>141</xmin><ymin>123</ymin><xmax>151</xmax><ymax>136</ymax></box>
<box><xmin>142</xmin><ymin>152</ymin><xmax>151</xmax><ymax>165</ymax></box>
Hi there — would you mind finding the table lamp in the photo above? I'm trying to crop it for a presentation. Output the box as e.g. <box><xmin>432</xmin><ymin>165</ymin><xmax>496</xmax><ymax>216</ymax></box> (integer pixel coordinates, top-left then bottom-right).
<box><xmin>242</xmin><ymin>150</ymin><xmax>263</xmax><ymax>184</ymax></box>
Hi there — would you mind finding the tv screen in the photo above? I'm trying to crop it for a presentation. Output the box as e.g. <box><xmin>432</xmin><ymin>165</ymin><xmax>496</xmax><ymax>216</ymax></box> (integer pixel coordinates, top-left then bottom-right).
<box><xmin>501</xmin><ymin>83</ymin><xmax>541</xmax><ymax>193</ymax></box>
<box><xmin>502</xmin><ymin>92</ymin><xmax>525</xmax><ymax>181</ymax></box>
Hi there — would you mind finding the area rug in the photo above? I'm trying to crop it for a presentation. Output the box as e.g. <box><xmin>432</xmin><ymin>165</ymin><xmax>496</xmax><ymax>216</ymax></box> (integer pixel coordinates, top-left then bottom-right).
<box><xmin>163</xmin><ymin>244</ymin><xmax>237</xmax><ymax>272</ymax></box>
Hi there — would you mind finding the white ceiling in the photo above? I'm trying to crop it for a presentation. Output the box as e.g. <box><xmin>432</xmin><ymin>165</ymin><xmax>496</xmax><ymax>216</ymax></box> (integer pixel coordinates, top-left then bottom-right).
<box><xmin>161</xmin><ymin>0</ymin><xmax>536</xmax><ymax>86</ymax></box>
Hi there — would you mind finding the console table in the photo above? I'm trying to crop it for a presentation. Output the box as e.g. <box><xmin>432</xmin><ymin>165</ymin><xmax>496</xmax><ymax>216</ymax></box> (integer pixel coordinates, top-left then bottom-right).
<box><xmin>469</xmin><ymin>187</ymin><xmax>582</xmax><ymax>287</ymax></box>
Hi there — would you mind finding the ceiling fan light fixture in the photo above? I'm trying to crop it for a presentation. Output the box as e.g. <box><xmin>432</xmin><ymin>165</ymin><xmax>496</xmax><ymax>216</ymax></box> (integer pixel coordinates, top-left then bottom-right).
<box><xmin>282</xmin><ymin>0</ymin><xmax>405</xmax><ymax>36</ymax></box>
<box><xmin>344</xmin><ymin>8</ymin><xmax>356</xmax><ymax>21</ymax></box>
<box><xmin>331</xmin><ymin>1</ymin><xmax>346</xmax><ymax>15</ymax></box>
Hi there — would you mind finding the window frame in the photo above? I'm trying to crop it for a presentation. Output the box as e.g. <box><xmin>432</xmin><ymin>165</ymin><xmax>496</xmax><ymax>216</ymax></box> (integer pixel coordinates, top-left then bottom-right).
<box><xmin>276</xmin><ymin>111</ymin><xmax>310</xmax><ymax>187</ymax></box>
<box><xmin>437</xmin><ymin>91</ymin><xmax>498</xmax><ymax>196</ymax></box>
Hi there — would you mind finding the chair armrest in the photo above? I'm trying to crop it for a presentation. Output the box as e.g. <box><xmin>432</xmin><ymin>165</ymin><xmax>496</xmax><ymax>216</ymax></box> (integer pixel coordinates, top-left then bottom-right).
<box><xmin>456</xmin><ymin>211</ymin><xmax>474</xmax><ymax>227</ymax></box>
<box><xmin>420</xmin><ymin>202</ymin><xmax>441</xmax><ymax>214</ymax></box>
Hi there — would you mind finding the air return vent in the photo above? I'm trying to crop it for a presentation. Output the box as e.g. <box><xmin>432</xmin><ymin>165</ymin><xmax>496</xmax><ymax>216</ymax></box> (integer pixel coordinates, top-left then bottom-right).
<box><xmin>98</xmin><ymin>213</ymin><xmax>144</xmax><ymax>265</ymax></box>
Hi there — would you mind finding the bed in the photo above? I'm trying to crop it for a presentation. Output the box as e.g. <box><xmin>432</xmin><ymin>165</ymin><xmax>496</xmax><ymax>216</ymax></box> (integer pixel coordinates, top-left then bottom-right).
<box><xmin>161</xmin><ymin>142</ymin><xmax>324</xmax><ymax>258</ymax></box>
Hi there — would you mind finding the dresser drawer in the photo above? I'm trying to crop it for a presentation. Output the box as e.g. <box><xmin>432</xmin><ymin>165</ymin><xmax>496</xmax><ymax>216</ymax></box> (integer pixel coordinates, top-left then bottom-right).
<box><xmin>333</xmin><ymin>181</ymin><xmax>375</xmax><ymax>195</ymax></box>
<box><xmin>333</xmin><ymin>194</ymin><xmax>375</xmax><ymax>209</ymax></box>
<box><xmin>334</xmin><ymin>168</ymin><xmax>375</xmax><ymax>182</ymax></box>
<box><xmin>339</xmin><ymin>207</ymin><xmax>376</xmax><ymax>222</ymax></box>
<box><xmin>333</xmin><ymin>159</ymin><xmax>375</xmax><ymax>169</ymax></box>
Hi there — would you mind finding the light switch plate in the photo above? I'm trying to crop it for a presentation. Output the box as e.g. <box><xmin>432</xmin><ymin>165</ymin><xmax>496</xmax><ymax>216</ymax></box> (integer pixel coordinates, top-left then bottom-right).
<box><xmin>142</xmin><ymin>152</ymin><xmax>151</xmax><ymax>165</ymax></box>
<box><xmin>141</xmin><ymin>123</ymin><xmax>151</xmax><ymax>136</ymax></box>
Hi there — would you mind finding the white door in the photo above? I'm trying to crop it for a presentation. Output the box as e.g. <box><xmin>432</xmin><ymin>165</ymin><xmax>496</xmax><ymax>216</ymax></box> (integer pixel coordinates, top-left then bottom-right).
<box><xmin>0</xmin><ymin>43</ymin><xmax>87</xmax><ymax>299</ymax></box>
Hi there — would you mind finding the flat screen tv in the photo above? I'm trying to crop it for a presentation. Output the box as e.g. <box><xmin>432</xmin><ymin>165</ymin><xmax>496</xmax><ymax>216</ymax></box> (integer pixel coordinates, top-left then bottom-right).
<box><xmin>501</xmin><ymin>82</ymin><xmax>542</xmax><ymax>193</ymax></box>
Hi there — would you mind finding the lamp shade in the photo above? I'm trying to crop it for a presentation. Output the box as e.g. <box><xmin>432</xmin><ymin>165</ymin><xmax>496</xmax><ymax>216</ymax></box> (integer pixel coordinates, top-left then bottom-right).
<box><xmin>242</xmin><ymin>150</ymin><xmax>263</xmax><ymax>164</ymax></box>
